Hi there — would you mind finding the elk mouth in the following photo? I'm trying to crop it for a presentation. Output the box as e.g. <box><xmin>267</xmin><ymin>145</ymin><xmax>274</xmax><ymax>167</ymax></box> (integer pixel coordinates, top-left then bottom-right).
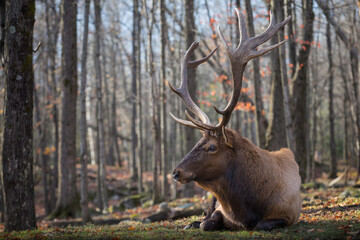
<box><xmin>173</xmin><ymin>170</ymin><xmax>196</xmax><ymax>184</ymax></box>
<box><xmin>179</xmin><ymin>175</ymin><xmax>196</xmax><ymax>184</ymax></box>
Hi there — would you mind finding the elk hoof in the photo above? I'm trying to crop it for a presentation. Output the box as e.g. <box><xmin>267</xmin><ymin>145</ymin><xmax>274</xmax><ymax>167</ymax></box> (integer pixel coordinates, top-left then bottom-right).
<box><xmin>184</xmin><ymin>221</ymin><xmax>201</xmax><ymax>229</ymax></box>
<box><xmin>200</xmin><ymin>219</ymin><xmax>222</xmax><ymax>231</ymax></box>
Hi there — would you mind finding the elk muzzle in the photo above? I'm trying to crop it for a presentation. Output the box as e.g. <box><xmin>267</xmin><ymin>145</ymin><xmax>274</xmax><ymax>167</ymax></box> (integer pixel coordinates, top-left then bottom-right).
<box><xmin>172</xmin><ymin>167</ymin><xmax>196</xmax><ymax>184</ymax></box>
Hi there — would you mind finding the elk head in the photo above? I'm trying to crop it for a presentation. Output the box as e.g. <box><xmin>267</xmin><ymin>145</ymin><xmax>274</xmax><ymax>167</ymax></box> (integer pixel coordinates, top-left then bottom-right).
<box><xmin>170</xmin><ymin>9</ymin><xmax>290</xmax><ymax>184</ymax></box>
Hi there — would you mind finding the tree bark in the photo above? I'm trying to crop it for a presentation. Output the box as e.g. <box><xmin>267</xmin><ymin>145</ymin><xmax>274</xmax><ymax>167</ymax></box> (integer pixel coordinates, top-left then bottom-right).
<box><xmin>326</xmin><ymin>22</ymin><xmax>337</xmax><ymax>179</ymax></box>
<box><xmin>45</xmin><ymin>0</ymin><xmax>60</xmax><ymax>212</ymax></box>
<box><xmin>80</xmin><ymin>0</ymin><xmax>91</xmax><ymax>223</ymax></box>
<box><xmin>183</xmin><ymin>0</ymin><xmax>196</xmax><ymax>198</ymax></box>
<box><xmin>94</xmin><ymin>0</ymin><xmax>108</xmax><ymax>212</ymax></box>
<box><xmin>134</xmin><ymin>0</ymin><xmax>143</xmax><ymax>193</ymax></box>
<box><xmin>143</xmin><ymin>0</ymin><xmax>161</xmax><ymax>204</ymax></box>
<box><xmin>47</xmin><ymin>0</ymin><xmax>60</xmax><ymax>210</ymax></box>
<box><xmin>1</xmin><ymin>0</ymin><xmax>37</xmax><ymax>231</ymax></box>
<box><xmin>131</xmin><ymin>0</ymin><xmax>139</xmax><ymax>183</ymax></box>
<box><xmin>291</xmin><ymin>0</ymin><xmax>314</xmax><ymax>182</ymax></box>
<box><xmin>34</xmin><ymin>85</ymin><xmax>50</xmax><ymax>215</ymax></box>
<box><xmin>50</xmin><ymin>0</ymin><xmax>79</xmax><ymax>219</ymax></box>
<box><xmin>160</xmin><ymin>0</ymin><xmax>169</xmax><ymax>200</ymax></box>
<box><xmin>286</xmin><ymin>0</ymin><xmax>297</xmax><ymax>79</ymax></box>
<box><xmin>266</xmin><ymin>0</ymin><xmax>287</xmax><ymax>151</ymax></box>
<box><xmin>244</xmin><ymin>0</ymin><xmax>267</xmax><ymax>148</ymax></box>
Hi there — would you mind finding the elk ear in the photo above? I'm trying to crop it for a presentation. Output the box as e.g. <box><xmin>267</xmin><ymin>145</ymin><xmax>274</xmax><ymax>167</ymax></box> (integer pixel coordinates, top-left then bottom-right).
<box><xmin>222</xmin><ymin>126</ymin><xmax>234</xmax><ymax>148</ymax></box>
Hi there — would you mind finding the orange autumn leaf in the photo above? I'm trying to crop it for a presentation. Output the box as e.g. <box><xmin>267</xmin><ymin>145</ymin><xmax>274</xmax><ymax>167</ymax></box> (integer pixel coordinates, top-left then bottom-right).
<box><xmin>44</xmin><ymin>147</ymin><xmax>51</xmax><ymax>155</ymax></box>
<box><xmin>128</xmin><ymin>226</ymin><xmax>135</xmax><ymax>230</ymax></box>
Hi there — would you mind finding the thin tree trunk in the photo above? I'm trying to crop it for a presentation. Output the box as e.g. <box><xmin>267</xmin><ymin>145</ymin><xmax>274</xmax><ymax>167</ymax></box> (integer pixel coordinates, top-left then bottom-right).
<box><xmin>160</xmin><ymin>0</ymin><xmax>169</xmax><ymax>199</ymax></box>
<box><xmin>169</xmin><ymin>45</ymin><xmax>178</xmax><ymax>199</ymax></box>
<box><xmin>50</xmin><ymin>0</ymin><xmax>79</xmax><ymax>219</ymax></box>
<box><xmin>94</xmin><ymin>0</ymin><xmax>108</xmax><ymax>213</ymax></box>
<box><xmin>110</xmin><ymin>29</ymin><xmax>120</xmax><ymax>167</ymax></box>
<box><xmin>291</xmin><ymin>0</ymin><xmax>314</xmax><ymax>182</ymax></box>
<box><xmin>286</xmin><ymin>0</ymin><xmax>296</xmax><ymax>79</ymax></box>
<box><xmin>183</xmin><ymin>0</ymin><xmax>196</xmax><ymax>198</ymax></box>
<box><xmin>80</xmin><ymin>0</ymin><xmax>91</xmax><ymax>223</ymax></box>
<box><xmin>244</xmin><ymin>0</ymin><xmax>267</xmax><ymax>148</ymax></box>
<box><xmin>34</xmin><ymin>86</ymin><xmax>50</xmax><ymax>215</ymax></box>
<box><xmin>131</xmin><ymin>0</ymin><xmax>139</xmax><ymax>183</ymax></box>
<box><xmin>266</xmin><ymin>0</ymin><xmax>287</xmax><ymax>151</ymax></box>
<box><xmin>310</xmin><ymin>49</ymin><xmax>318</xmax><ymax>182</ymax></box>
<box><xmin>326</xmin><ymin>22</ymin><xmax>337</xmax><ymax>179</ymax></box>
<box><xmin>144</xmin><ymin>0</ymin><xmax>161</xmax><ymax>204</ymax></box>
<box><xmin>2</xmin><ymin>0</ymin><xmax>37</xmax><ymax>231</ymax></box>
<box><xmin>135</xmin><ymin>0</ymin><xmax>143</xmax><ymax>193</ymax></box>
<box><xmin>337</xmin><ymin>38</ymin><xmax>351</xmax><ymax>183</ymax></box>
<box><xmin>46</xmin><ymin>0</ymin><xmax>60</xmax><ymax>210</ymax></box>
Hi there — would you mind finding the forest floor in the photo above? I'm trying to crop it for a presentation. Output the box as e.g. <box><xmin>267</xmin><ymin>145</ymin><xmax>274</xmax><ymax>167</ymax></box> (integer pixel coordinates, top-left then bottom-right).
<box><xmin>1</xmin><ymin>167</ymin><xmax>360</xmax><ymax>239</ymax></box>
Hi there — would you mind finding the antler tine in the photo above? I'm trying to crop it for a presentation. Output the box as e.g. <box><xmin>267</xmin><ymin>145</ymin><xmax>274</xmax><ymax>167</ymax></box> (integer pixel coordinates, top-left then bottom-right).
<box><xmin>170</xmin><ymin>10</ymin><xmax>290</xmax><ymax>136</ymax></box>
<box><xmin>168</xmin><ymin>41</ymin><xmax>219</xmax><ymax>125</ymax></box>
<box><xmin>249</xmin><ymin>12</ymin><xmax>291</xmax><ymax>50</ymax></box>
<box><xmin>212</xmin><ymin>9</ymin><xmax>291</xmax><ymax>130</ymax></box>
<box><xmin>234</xmin><ymin>8</ymin><xmax>249</xmax><ymax>46</ymax></box>
<box><xmin>169</xmin><ymin>112</ymin><xmax>205</xmax><ymax>131</ymax></box>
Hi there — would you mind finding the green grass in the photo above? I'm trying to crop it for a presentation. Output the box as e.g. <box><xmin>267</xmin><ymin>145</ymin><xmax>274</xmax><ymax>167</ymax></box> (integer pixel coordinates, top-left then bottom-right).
<box><xmin>1</xmin><ymin>218</ymin><xmax>359</xmax><ymax>240</ymax></box>
<box><xmin>1</xmin><ymin>188</ymin><xmax>360</xmax><ymax>239</ymax></box>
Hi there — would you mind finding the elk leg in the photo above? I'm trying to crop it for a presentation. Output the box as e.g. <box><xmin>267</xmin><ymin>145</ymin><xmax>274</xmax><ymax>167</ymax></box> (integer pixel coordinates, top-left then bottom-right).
<box><xmin>200</xmin><ymin>210</ymin><xmax>224</xmax><ymax>231</ymax></box>
<box><xmin>184</xmin><ymin>196</ymin><xmax>217</xmax><ymax>230</ymax></box>
<box><xmin>255</xmin><ymin>219</ymin><xmax>287</xmax><ymax>231</ymax></box>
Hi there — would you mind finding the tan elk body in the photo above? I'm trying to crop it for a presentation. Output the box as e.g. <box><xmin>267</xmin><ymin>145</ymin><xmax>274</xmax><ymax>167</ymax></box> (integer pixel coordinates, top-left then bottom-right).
<box><xmin>170</xmin><ymin>9</ymin><xmax>302</xmax><ymax>231</ymax></box>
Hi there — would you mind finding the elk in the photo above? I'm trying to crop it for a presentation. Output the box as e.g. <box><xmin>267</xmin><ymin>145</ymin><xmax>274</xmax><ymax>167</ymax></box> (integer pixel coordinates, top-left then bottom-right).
<box><xmin>169</xmin><ymin>9</ymin><xmax>301</xmax><ymax>231</ymax></box>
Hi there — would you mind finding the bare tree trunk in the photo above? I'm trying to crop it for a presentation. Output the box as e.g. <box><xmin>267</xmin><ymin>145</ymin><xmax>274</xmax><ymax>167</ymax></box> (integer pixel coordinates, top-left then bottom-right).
<box><xmin>244</xmin><ymin>0</ymin><xmax>267</xmax><ymax>148</ymax></box>
<box><xmin>2</xmin><ymin>0</ymin><xmax>37</xmax><ymax>230</ymax></box>
<box><xmin>50</xmin><ymin>0</ymin><xmax>80</xmax><ymax>219</ymax></box>
<box><xmin>46</xmin><ymin>0</ymin><xmax>60</xmax><ymax>210</ymax></box>
<box><xmin>135</xmin><ymin>0</ymin><xmax>143</xmax><ymax>193</ymax></box>
<box><xmin>291</xmin><ymin>0</ymin><xmax>314</xmax><ymax>182</ymax></box>
<box><xmin>169</xmin><ymin>45</ymin><xmax>178</xmax><ymax>199</ymax></box>
<box><xmin>286</xmin><ymin>0</ymin><xmax>297</xmax><ymax>79</ymax></box>
<box><xmin>143</xmin><ymin>0</ymin><xmax>161</xmax><ymax>204</ymax></box>
<box><xmin>310</xmin><ymin>49</ymin><xmax>318</xmax><ymax>182</ymax></box>
<box><xmin>183</xmin><ymin>0</ymin><xmax>196</xmax><ymax>198</ymax></box>
<box><xmin>337</xmin><ymin>38</ymin><xmax>351</xmax><ymax>183</ymax></box>
<box><xmin>34</xmin><ymin>86</ymin><xmax>50</xmax><ymax>215</ymax></box>
<box><xmin>326</xmin><ymin>22</ymin><xmax>337</xmax><ymax>179</ymax></box>
<box><xmin>109</xmin><ymin>25</ymin><xmax>120</xmax><ymax>167</ymax></box>
<box><xmin>131</xmin><ymin>0</ymin><xmax>139</xmax><ymax>183</ymax></box>
<box><xmin>266</xmin><ymin>0</ymin><xmax>287</xmax><ymax>151</ymax></box>
<box><xmin>160</xmin><ymin>0</ymin><xmax>169</xmax><ymax>200</ymax></box>
<box><xmin>80</xmin><ymin>0</ymin><xmax>91</xmax><ymax>223</ymax></box>
<box><xmin>94</xmin><ymin>0</ymin><xmax>108</xmax><ymax>213</ymax></box>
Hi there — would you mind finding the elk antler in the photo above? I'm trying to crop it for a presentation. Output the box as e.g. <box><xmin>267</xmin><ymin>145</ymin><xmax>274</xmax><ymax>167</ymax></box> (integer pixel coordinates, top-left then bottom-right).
<box><xmin>169</xmin><ymin>41</ymin><xmax>219</xmax><ymax>130</ymax></box>
<box><xmin>170</xmin><ymin>9</ymin><xmax>290</xmax><ymax>139</ymax></box>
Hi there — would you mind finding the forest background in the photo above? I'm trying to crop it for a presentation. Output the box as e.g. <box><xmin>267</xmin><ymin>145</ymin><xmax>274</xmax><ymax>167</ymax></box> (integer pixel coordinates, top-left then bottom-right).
<box><xmin>0</xmin><ymin>0</ymin><xmax>360</xmax><ymax>237</ymax></box>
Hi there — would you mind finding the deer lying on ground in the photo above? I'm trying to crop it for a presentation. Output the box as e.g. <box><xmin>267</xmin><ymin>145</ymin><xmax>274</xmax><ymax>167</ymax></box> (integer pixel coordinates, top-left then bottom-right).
<box><xmin>169</xmin><ymin>9</ymin><xmax>301</xmax><ymax>231</ymax></box>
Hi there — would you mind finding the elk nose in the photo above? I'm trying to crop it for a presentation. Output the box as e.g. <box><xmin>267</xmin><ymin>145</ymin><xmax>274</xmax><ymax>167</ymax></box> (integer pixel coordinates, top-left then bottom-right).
<box><xmin>173</xmin><ymin>171</ymin><xmax>180</xmax><ymax>181</ymax></box>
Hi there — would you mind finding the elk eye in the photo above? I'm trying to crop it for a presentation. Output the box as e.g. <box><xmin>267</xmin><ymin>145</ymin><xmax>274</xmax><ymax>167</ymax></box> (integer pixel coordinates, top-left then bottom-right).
<box><xmin>208</xmin><ymin>145</ymin><xmax>217</xmax><ymax>152</ymax></box>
